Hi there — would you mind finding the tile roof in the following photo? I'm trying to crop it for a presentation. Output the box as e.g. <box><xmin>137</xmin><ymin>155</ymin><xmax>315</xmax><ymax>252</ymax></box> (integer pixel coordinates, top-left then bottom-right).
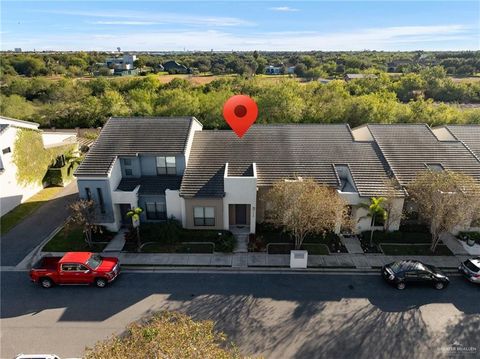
<box><xmin>367</xmin><ymin>124</ymin><xmax>480</xmax><ymax>186</ymax></box>
<box><xmin>445</xmin><ymin>125</ymin><xmax>480</xmax><ymax>160</ymax></box>
<box><xmin>180</xmin><ymin>124</ymin><xmax>402</xmax><ymax>198</ymax></box>
<box><xmin>117</xmin><ymin>176</ymin><xmax>182</xmax><ymax>195</ymax></box>
<box><xmin>75</xmin><ymin>117</ymin><xmax>195</xmax><ymax>177</ymax></box>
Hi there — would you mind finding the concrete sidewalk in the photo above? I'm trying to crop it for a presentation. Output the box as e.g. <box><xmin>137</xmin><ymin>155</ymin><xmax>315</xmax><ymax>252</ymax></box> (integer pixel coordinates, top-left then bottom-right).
<box><xmin>108</xmin><ymin>252</ymin><xmax>469</xmax><ymax>269</ymax></box>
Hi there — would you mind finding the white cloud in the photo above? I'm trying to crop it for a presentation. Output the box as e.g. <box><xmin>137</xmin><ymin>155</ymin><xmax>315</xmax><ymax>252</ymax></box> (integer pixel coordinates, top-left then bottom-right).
<box><xmin>38</xmin><ymin>9</ymin><xmax>254</xmax><ymax>27</ymax></box>
<box><xmin>270</xmin><ymin>6</ymin><xmax>299</xmax><ymax>12</ymax></box>
<box><xmin>2</xmin><ymin>24</ymin><xmax>476</xmax><ymax>51</ymax></box>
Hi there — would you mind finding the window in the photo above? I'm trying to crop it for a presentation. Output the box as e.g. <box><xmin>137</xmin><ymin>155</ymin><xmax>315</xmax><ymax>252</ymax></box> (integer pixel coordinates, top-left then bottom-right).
<box><xmin>61</xmin><ymin>263</ymin><xmax>78</xmax><ymax>271</ymax></box>
<box><xmin>123</xmin><ymin>158</ymin><xmax>133</xmax><ymax>176</ymax></box>
<box><xmin>146</xmin><ymin>202</ymin><xmax>166</xmax><ymax>220</ymax></box>
<box><xmin>2</xmin><ymin>147</ymin><xmax>11</xmax><ymax>155</ymax></box>
<box><xmin>97</xmin><ymin>188</ymin><xmax>105</xmax><ymax>214</ymax></box>
<box><xmin>156</xmin><ymin>156</ymin><xmax>176</xmax><ymax>175</ymax></box>
<box><xmin>194</xmin><ymin>207</ymin><xmax>215</xmax><ymax>226</ymax></box>
<box><xmin>85</xmin><ymin>187</ymin><xmax>92</xmax><ymax>201</ymax></box>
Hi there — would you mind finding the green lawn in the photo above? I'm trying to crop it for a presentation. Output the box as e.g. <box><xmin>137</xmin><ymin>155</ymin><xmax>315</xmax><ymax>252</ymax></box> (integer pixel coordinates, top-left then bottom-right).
<box><xmin>380</xmin><ymin>244</ymin><xmax>453</xmax><ymax>256</ymax></box>
<box><xmin>1</xmin><ymin>187</ymin><xmax>63</xmax><ymax>235</ymax></box>
<box><xmin>42</xmin><ymin>226</ymin><xmax>109</xmax><ymax>252</ymax></box>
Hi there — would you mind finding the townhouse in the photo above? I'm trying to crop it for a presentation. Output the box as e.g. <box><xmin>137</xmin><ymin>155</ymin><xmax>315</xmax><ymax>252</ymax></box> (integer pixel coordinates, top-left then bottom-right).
<box><xmin>74</xmin><ymin>117</ymin><xmax>480</xmax><ymax>234</ymax></box>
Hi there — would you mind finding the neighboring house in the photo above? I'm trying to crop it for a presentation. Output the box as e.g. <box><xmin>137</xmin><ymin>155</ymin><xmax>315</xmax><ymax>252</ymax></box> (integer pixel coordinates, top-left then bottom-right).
<box><xmin>344</xmin><ymin>74</ymin><xmax>378</xmax><ymax>81</ymax></box>
<box><xmin>105</xmin><ymin>54</ymin><xmax>138</xmax><ymax>76</ymax></box>
<box><xmin>265</xmin><ymin>66</ymin><xmax>282</xmax><ymax>75</ymax></box>
<box><xmin>163</xmin><ymin>60</ymin><xmax>189</xmax><ymax>74</ymax></box>
<box><xmin>74</xmin><ymin>117</ymin><xmax>202</xmax><ymax>232</ymax></box>
<box><xmin>358</xmin><ymin>124</ymin><xmax>480</xmax><ymax>233</ymax></box>
<box><xmin>0</xmin><ymin>117</ymin><xmax>78</xmax><ymax>216</ymax></box>
<box><xmin>42</xmin><ymin>128</ymin><xmax>100</xmax><ymax>152</ymax></box>
<box><xmin>286</xmin><ymin>66</ymin><xmax>296</xmax><ymax>74</ymax></box>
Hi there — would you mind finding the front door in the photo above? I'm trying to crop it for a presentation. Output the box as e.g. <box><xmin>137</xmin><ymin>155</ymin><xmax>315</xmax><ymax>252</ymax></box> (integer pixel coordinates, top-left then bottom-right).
<box><xmin>119</xmin><ymin>204</ymin><xmax>132</xmax><ymax>226</ymax></box>
<box><xmin>235</xmin><ymin>204</ymin><xmax>247</xmax><ymax>225</ymax></box>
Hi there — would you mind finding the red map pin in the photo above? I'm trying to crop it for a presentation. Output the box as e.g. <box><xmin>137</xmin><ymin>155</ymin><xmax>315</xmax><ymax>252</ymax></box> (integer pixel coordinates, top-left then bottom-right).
<box><xmin>223</xmin><ymin>95</ymin><xmax>258</xmax><ymax>138</ymax></box>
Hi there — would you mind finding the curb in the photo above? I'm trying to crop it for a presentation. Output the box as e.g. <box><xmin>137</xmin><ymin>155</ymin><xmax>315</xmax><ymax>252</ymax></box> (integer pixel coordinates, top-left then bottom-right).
<box><xmin>121</xmin><ymin>265</ymin><xmax>462</xmax><ymax>274</ymax></box>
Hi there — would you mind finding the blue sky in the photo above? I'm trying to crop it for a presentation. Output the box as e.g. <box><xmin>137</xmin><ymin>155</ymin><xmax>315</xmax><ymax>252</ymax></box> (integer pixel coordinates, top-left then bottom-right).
<box><xmin>1</xmin><ymin>1</ymin><xmax>479</xmax><ymax>51</ymax></box>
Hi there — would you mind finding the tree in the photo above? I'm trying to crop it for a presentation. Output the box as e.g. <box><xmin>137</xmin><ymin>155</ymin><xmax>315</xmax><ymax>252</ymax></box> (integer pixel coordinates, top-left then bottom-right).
<box><xmin>265</xmin><ymin>178</ymin><xmax>350</xmax><ymax>250</ymax></box>
<box><xmin>127</xmin><ymin>207</ymin><xmax>143</xmax><ymax>251</ymax></box>
<box><xmin>66</xmin><ymin>199</ymin><xmax>102</xmax><ymax>248</ymax></box>
<box><xmin>408</xmin><ymin>171</ymin><xmax>480</xmax><ymax>252</ymax></box>
<box><xmin>359</xmin><ymin>197</ymin><xmax>387</xmax><ymax>247</ymax></box>
<box><xmin>84</xmin><ymin>311</ymin><xmax>241</xmax><ymax>359</ymax></box>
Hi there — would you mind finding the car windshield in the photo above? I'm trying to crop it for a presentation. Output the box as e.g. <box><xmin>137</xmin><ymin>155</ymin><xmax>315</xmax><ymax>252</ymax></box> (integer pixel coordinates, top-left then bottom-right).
<box><xmin>465</xmin><ymin>260</ymin><xmax>480</xmax><ymax>273</ymax></box>
<box><xmin>86</xmin><ymin>254</ymin><xmax>102</xmax><ymax>269</ymax></box>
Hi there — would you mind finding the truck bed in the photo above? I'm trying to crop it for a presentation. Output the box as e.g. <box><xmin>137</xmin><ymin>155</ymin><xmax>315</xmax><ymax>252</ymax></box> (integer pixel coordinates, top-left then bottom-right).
<box><xmin>31</xmin><ymin>256</ymin><xmax>62</xmax><ymax>270</ymax></box>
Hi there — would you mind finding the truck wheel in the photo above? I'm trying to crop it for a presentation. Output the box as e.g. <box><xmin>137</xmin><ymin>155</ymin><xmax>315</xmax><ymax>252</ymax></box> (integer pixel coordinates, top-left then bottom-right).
<box><xmin>40</xmin><ymin>277</ymin><xmax>54</xmax><ymax>289</ymax></box>
<box><xmin>95</xmin><ymin>278</ymin><xmax>107</xmax><ymax>288</ymax></box>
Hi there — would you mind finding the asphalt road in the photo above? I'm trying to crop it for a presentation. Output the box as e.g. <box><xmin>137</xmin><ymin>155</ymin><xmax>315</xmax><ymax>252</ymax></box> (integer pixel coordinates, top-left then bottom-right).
<box><xmin>0</xmin><ymin>182</ymin><xmax>78</xmax><ymax>267</ymax></box>
<box><xmin>1</xmin><ymin>271</ymin><xmax>479</xmax><ymax>359</ymax></box>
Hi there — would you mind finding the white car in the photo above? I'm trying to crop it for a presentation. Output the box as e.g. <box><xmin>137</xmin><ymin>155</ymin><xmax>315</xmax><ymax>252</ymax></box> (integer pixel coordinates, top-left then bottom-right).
<box><xmin>459</xmin><ymin>257</ymin><xmax>480</xmax><ymax>284</ymax></box>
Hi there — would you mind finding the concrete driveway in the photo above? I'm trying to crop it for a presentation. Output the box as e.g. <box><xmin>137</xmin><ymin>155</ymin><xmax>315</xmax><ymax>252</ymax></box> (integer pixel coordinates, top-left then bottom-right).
<box><xmin>1</xmin><ymin>271</ymin><xmax>478</xmax><ymax>359</ymax></box>
<box><xmin>0</xmin><ymin>181</ymin><xmax>78</xmax><ymax>267</ymax></box>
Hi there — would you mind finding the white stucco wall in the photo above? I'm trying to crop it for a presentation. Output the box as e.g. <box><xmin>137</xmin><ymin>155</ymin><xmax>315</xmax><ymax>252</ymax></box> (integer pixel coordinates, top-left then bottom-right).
<box><xmin>0</xmin><ymin>126</ymin><xmax>44</xmax><ymax>216</ymax></box>
<box><xmin>41</xmin><ymin>132</ymin><xmax>76</xmax><ymax>148</ymax></box>
<box><xmin>184</xmin><ymin>118</ymin><xmax>203</xmax><ymax>166</ymax></box>
<box><xmin>223</xmin><ymin>163</ymin><xmax>257</xmax><ymax>233</ymax></box>
<box><xmin>166</xmin><ymin>189</ymin><xmax>183</xmax><ymax>222</ymax></box>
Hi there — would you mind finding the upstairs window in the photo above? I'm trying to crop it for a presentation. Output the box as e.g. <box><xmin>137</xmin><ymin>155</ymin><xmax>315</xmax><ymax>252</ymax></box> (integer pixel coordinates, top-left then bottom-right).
<box><xmin>123</xmin><ymin>158</ymin><xmax>133</xmax><ymax>176</ymax></box>
<box><xmin>156</xmin><ymin>156</ymin><xmax>176</xmax><ymax>175</ymax></box>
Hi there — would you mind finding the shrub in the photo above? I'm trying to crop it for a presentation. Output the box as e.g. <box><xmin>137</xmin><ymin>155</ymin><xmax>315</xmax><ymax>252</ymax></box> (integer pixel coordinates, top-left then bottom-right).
<box><xmin>84</xmin><ymin>311</ymin><xmax>242</xmax><ymax>359</ymax></box>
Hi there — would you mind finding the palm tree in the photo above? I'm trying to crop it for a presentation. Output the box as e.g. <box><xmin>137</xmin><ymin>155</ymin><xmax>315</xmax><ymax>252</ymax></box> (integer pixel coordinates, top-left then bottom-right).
<box><xmin>127</xmin><ymin>207</ymin><xmax>143</xmax><ymax>252</ymax></box>
<box><xmin>359</xmin><ymin>197</ymin><xmax>388</xmax><ymax>247</ymax></box>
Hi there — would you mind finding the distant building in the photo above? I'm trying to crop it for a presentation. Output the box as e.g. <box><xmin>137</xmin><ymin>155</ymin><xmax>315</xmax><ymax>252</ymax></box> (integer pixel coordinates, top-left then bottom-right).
<box><xmin>387</xmin><ymin>60</ymin><xmax>411</xmax><ymax>72</ymax></box>
<box><xmin>265</xmin><ymin>65</ymin><xmax>282</xmax><ymax>75</ymax></box>
<box><xmin>286</xmin><ymin>66</ymin><xmax>296</xmax><ymax>74</ymax></box>
<box><xmin>105</xmin><ymin>54</ymin><xmax>138</xmax><ymax>76</ymax></box>
<box><xmin>318</xmin><ymin>78</ymin><xmax>332</xmax><ymax>84</ymax></box>
<box><xmin>344</xmin><ymin>74</ymin><xmax>378</xmax><ymax>82</ymax></box>
<box><xmin>163</xmin><ymin>60</ymin><xmax>189</xmax><ymax>74</ymax></box>
<box><xmin>14</xmin><ymin>48</ymin><xmax>22</xmax><ymax>53</ymax></box>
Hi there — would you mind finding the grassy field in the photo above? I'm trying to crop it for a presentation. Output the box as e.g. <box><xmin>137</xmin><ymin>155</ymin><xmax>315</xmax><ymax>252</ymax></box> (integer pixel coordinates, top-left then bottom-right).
<box><xmin>1</xmin><ymin>187</ymin><xmax>63</xmax><ymax>235</ymax></box>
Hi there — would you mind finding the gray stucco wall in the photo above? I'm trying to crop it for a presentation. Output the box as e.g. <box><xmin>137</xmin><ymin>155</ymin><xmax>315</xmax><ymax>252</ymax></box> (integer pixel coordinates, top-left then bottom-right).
<box><xmin>77</xmin><ymin>179</ymin><xmax>114</xmax><ymax>223</ymax></box>
<box><xmin>121</xmin><ymin>157</ymin><xmax>141</xmax><ymax>178</ymax></box>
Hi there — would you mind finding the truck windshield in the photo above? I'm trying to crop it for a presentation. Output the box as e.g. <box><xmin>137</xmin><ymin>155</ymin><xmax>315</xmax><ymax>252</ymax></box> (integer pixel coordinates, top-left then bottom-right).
<box><xmin>86</xmin><ymin>254</ymin><xmax>102</xmax><ymax>269</ymax></box>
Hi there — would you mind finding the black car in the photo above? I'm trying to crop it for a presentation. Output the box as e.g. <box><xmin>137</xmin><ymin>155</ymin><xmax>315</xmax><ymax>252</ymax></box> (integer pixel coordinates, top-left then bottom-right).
<box><xmin>382</xmin><ymin>260</ymin><xmax>450</xmax><ymax>290</ymax></box>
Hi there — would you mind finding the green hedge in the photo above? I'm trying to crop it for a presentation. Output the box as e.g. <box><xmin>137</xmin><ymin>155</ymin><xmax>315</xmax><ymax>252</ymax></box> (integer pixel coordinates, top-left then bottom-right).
<box><xmin>361</xmin><ymin>230</ymin><xmax>431</xmax><ymax>243</ymax></box>
<box><xmin>130</xmin><ymin>221</ymin><xmax>235</xmax><ymax>253</ymax></box>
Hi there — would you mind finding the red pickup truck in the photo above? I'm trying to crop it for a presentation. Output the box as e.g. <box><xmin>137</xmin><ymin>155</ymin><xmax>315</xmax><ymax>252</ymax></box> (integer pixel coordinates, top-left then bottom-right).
<box><xmin>30</xmin><ymin>252</ymin><xmax>120</xmax><ymax>288</ymax></box>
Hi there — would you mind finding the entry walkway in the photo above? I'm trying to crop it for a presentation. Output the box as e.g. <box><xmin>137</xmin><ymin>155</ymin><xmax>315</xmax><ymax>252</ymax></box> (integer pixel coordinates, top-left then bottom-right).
<box><xmin>341</xmin><ymin>235</ymin><xmax>364</xmax><ymax>254</ymax></box>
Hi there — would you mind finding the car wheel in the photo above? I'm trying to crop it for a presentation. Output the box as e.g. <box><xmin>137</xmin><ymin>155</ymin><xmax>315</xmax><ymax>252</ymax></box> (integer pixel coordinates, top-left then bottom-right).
<box><xmin>396</xmin><ymin>282</ymin><xmax>406</xmax><ymax>290</ymax></box>
<box><xmin>40</xmin><ymin>277</ymin><xmax>54</xmax><ymax>289</ymax></box>
<box><xmin>434</xmin><ymin>282</ymin><xmax>445</xmax><ymax>290</ymax></box>
<box><xmin>95</xmin><ymin>278</ymin><xmax>107</xmax><ymax>288</ymax></box>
